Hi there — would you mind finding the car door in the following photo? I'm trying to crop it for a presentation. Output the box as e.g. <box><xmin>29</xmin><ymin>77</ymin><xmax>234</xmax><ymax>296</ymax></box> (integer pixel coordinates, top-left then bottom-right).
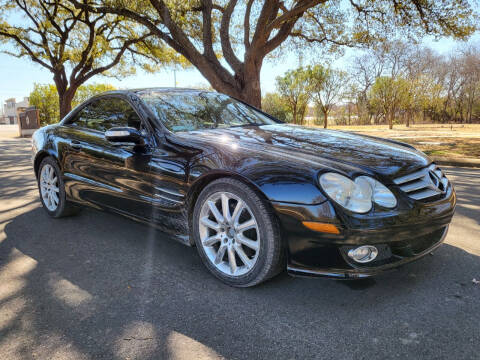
<box><xmin>61</xmin><ymin>96</ymin><xmax>157</xmax><ymax>220</ymax></box>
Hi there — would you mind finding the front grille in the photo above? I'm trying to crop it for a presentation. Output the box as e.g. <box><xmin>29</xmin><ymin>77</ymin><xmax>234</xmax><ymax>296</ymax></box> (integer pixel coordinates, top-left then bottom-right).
<box><xmin>393</xmin><ymin>163</ymin><xmax>449</xmax><ymax>201</ymax></box>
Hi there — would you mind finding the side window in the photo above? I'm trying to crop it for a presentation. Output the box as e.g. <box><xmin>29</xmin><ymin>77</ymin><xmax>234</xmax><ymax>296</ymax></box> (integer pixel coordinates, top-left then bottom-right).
<box><xmin>72</xmin><ymin>97</ymin><xmax>142</xmax><ymax>132</ymax></box>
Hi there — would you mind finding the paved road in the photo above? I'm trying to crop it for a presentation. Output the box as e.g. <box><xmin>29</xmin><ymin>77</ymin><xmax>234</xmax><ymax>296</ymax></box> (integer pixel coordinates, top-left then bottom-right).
<box><xmin>0</xmin><ymin>137</ymin><xmax>479</xmax><ymax>360</ymax></box>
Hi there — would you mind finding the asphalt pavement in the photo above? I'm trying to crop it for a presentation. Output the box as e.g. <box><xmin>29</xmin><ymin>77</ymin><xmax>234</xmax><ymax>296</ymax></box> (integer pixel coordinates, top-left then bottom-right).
<box><xmin>0</xmin><ymin>137</ymin><xmax>479</xmax><ymax>360</ymax></box>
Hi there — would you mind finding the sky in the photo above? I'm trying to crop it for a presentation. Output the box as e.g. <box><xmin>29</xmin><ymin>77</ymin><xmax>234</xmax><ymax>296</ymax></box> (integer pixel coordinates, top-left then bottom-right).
<box><xmin>0</xmin><ymin>31</ymin><xmax>478</xmax><ymax>111</ymax></box>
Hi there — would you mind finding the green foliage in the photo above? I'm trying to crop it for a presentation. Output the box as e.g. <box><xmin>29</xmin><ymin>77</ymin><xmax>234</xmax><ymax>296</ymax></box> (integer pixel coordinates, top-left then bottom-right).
<box><xmin>275</xmin><ymin>67</ymin><xmax>311</xmax><ymax>124</ymax></box>
<box><xmin>369</xmin><ymin>76</ymin><xmax>410</xmax><ymax>128</ymax></box>
<box><xmin>262</xmin><ymin>93</ymin><xmax>291</xmax><ymax>122</ymax></box>
<box><xmin>307</xmin><ymin>65</ymin><xmax>347</xmax><ymax>128</ymax></box>
<box><xmin>30</xmin><ymin>83</ymin><xmax>116</xmax><ymax>125</ymax></box>
<box><xmin>29</xmin><ymin>84</ymin><xmax>60</xmax><ymax>126</ymax></box>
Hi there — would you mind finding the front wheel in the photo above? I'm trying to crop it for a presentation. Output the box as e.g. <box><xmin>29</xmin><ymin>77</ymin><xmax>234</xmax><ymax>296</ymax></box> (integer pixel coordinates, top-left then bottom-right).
<box><xmin>37</xmin><ymin>157</ymin><xmax>78</xmax><ymax>218</ymax></box>
<box><xmin>193</xmin><ymin>178</ymin><xmax>284</xmax><ymax>287</ymax></box>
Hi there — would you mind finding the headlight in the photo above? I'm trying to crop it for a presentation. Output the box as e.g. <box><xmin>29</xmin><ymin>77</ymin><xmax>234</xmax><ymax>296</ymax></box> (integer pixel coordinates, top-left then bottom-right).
<box><xmin>319</xmin><ymin>173</ymin><xmax>373</xmax><ymax>213</ymax></box>
<box><xmin>356</xmin><ymin>176</ymin><xmax>397</xmax><ymax>208</ymax></box>
<box><xmin>319</xmin><ymin>173</ymin><xmax>397</xmax><ymax>213</ymax></box>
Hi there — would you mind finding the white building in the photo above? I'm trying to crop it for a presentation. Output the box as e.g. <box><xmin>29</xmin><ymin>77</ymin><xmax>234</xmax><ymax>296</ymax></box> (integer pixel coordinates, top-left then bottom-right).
<box><xmin>2</xmin><ymin>97</ymin><xmax>30</xmax><ymax>124</ymax></box>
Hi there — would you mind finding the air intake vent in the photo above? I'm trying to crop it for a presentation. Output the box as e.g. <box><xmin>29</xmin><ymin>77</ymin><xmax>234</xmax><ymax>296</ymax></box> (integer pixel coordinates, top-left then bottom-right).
<box><xmin>393</xmin><ymin>164</ymin><xmax>449</xmax><ymax>201</ymax></box>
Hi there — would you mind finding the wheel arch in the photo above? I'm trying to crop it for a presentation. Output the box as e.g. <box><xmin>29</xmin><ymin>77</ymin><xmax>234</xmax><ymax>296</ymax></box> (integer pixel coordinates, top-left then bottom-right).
<box><xmin>34</xmin><ymin>150</ymin><xmax>60</xmax><ymax>179</ymax></box>
<box><xmin>186</xmin><ymin>171</ymin><xmax>275</xmax><ymax>246</ymax></box>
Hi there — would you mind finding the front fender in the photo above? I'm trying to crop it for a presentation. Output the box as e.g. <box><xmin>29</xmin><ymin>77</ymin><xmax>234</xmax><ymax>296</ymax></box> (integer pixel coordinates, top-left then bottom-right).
<box><xmin>191</xmin><ymin>153</ymin><xmax>327</xmax><ymax>205</ymax></box>
<box><xmin>32</xmin><ymin>126</ymin><xmax>60</xmax><ymax>177</ymax></box>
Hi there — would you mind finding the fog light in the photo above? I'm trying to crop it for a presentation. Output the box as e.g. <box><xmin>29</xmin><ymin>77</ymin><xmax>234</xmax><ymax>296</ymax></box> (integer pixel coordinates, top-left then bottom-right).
<box><xmin>348</xmin><ymin>245</ymin><xmax>378</xmax><ymax>263</ymax></box>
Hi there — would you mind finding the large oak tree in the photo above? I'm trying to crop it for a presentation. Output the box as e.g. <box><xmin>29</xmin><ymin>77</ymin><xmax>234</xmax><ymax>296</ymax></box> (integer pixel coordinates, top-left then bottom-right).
<box><xmin>74</xmin><ymin>0</ymin><xmax>476</xmax><ymax>108</ymax></box>
<box><xmin>0</xmin><ymin>0</ymin><xmax>178</xmax><ymax>118</ymax></box>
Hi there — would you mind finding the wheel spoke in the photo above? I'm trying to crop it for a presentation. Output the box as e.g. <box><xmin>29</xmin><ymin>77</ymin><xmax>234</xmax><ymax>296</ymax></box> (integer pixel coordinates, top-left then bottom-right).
<box><xmin>231</xmin><ymin>200</ymin><xmax>244</xmax><ymax>225</ymax></box>
<box><xmin>200</xmin><ymin>216</ymin><xmax>220</xmax><ymax>231</ymax></box>
<box><xmin>227</xmin><ymin>246</ymin><xmax>237</xmax><ymax>274</ymax></box>
<box><xmin>208</xmin><ymin>200</ymin><xmax>224</xmax><ymax>224</ymax></box>
<box><xmin>236</xmin><ymin>218</ymin><xmax>256</xmax><ymax>233</ymax></box>
<box><xmin>214</xmin><ymin>244</ymin><xmax>227</xmax><ymax>264</ymax></box>
<box><xmin>48</xmin><ymin>166</ymin><xmax>53</xmax><ymax>180</ymax></box>
<box><xmin>51</xmin><ymin>191</ymin><xmax>59</xmax><ymax>205</ymax></box>
<box><xmin>234</xmin><ymin>244</ymin><xmax>253</xmax><ymax>269</ymax></box>
<box><xmin>236</xmin><ymin>234</ymin><xmax>259</xmax><ymax>251</ymax></box>
<box><xmin>221</xmin><ymin>193</ymin><xmax>230</xmax><ymax>222</ymax></box>
<box><xmin>51</xmin><ymin>185</ymin><xmax>59</xmax><ymax>193</ymax></box>
<box><xmin>202</xmin><ymin>234</ymin><xmax>221</xmax><ymax>246</ymax></box>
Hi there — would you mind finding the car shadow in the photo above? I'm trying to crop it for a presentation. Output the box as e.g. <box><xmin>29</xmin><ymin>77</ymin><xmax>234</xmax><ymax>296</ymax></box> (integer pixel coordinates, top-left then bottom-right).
<box><xmin>1</xmin><ymin>206</ymin><xmax>479</xmax><ymax>359</ymax></box>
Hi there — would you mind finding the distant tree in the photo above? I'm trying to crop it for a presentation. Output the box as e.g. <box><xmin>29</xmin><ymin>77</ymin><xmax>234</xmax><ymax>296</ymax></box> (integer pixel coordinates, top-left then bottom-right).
<box><xmin>275</xmin><ymin>67</ymin><xmax>310</xmax><ymax>124</ymax></box>
<box><xmin>460</xmin><ymin>47</ymin><xmax>480</xmax><ymax>123</ymax></box>
<box><xmin>0</xmin><ymin>0</ymin><xmax>178</xmax><ymax>118</ymax></box>
<box><xmin>29</xmin><ymin>83</ymin><xmax>59</xmax><ymax>126</ymax></box>
<box><xmin>351</xmin><ymin>50</ymin><xmax>386</xmax><ymax>123</ymax></box>
<box><xmin>73</xmin><ymin>0</ymin><xmax>477</xmax><ymax>108</ymax></box>
<box><xmin>30</xmin><ymin>82</ymin><xmax>116</xmax><ymax>125</ymax></box>
<box><xmin>308</xmin><ymin>65</ymin><xmax>347</xmax><ymax>128</ymax></box>
<box><xmin>369</xmin><ymin>76</ymin><xmax>409</xmax><ymax>129</ymax></box>
<box><xmin>262</xmin><ymin>92</ymin><xmax>291</xmax><ymax>122</ymax></box>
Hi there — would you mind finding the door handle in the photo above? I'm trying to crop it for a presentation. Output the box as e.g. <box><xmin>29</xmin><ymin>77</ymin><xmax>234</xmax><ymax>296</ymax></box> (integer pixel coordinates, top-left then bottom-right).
<box><xmin>71</xmin><ymin>140</ymin><xmax>82</xmax><ymax>150</ymax></box>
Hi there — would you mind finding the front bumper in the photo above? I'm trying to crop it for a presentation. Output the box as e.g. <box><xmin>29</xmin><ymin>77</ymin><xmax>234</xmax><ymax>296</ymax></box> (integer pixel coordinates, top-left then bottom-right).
<box><xmin>272</xmin><ymin>188</ymin><xmax>456</xmax><ymax>279</ymax></box>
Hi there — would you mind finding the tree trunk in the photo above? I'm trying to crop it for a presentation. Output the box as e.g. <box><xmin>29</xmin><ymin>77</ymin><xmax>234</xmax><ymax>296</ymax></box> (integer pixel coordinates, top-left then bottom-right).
<box><xmin>54</xmin><ymin>72</ymin><xmax>77</xmax><ymax>120</ymax></box>
<box><xmin>58</xmin><ymin>90</ymin><xmax>76</xmax><ymax>120</ymax></box>
<box><xmin>388</xmin><ymin>111</ymin><xmax>393</xmax><ymax>129</ymax></box>
<box><xmin>241</xmin><ymin>68</ymin><xmax>262</xmax><ymax>108</ymax></box>
<box><xmin>197</xmin><ymin>57</ymin><xmax>262</xmax><ymax>108</ymax></box>
<box><xmin>323</xmin><ymin>112</ymin><xmax>328</xmax><ymax>128</ymax></box>
<box><xmin>406</xmin><ymin>111</ymin><xmax>410</xmax><ymax>127</ymax></box>
<box><xmin>293</xmin><ymin>106</ymin><xmax>297</xmax><ymax>125</ymax></box>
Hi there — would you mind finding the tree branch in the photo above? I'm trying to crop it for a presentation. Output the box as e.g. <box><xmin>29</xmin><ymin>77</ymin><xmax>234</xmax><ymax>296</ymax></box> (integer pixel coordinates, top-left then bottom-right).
<box><xmin>220</xmin><ymin>0</ymin><xmax>243</xmax><ymax>74</ymax></box>
<box><xmin>0</xmin><ymin>30</ymin><xmax>54</xmax><ymax>70</ymax></box>
<box><xmin>265</xmin><ymin>0</ymin><xmax>319</xmax><ymax>32</ymax></box>
<box><xmin>244</xmin><ymin>0</ymin><xmax>254</xmax><ymax>49</ymax></box>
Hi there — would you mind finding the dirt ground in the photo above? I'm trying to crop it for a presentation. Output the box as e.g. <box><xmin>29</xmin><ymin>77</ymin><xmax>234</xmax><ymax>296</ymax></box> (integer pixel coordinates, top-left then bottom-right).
<box><xmin>328</xmin><ymin>124</ymin><xmax>480</xmax><ymax>159</ymax></box>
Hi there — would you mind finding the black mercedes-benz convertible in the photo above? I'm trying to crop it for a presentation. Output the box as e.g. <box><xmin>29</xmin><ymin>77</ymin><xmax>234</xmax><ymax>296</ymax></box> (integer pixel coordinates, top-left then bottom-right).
<box><xmin>32</xmin><ymin>88</ymin><xmax>456</xmax><ymax>286</ymax></box>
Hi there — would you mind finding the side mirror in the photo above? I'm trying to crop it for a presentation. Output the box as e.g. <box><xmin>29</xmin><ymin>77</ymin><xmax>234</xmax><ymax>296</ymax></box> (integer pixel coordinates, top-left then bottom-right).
<box><xmin>105</xmin><ymin>127</ymin><xmax>145</xmax><ymax>146</ymax></box>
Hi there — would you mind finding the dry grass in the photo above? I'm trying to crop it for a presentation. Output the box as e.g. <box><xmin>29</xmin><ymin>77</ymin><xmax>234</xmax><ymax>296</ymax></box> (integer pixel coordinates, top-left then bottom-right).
<box><xmin>324</xmin><ymin>124</ymin><xmax>480</xmax><ymax>159</ymax></box>
<box><xmin>400</xmin><ymin>137</ymin><xmax>480</xmax><ymax>158</ymax></box>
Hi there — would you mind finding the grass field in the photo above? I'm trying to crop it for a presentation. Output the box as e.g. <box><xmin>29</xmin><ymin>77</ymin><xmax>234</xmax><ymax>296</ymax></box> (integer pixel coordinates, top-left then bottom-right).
<box><xmin>327</xmin><ymin>124</ymin><xmax>480</xmax><ymax>159</ymax></box>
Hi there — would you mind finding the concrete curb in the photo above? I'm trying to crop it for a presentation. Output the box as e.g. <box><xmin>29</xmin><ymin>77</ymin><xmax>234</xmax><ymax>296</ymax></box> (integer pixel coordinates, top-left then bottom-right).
<box><xmin>431</xmin><ymin>156</ymin><xmax>480</xmax><ymax>168</ymax></box>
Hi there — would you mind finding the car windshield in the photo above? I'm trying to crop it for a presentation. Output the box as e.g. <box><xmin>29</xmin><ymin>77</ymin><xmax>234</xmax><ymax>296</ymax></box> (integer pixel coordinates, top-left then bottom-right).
<box><xmin>137</xmin><ymin>90</ymin><xmax>278</xmax><ymax>132</ymax></box>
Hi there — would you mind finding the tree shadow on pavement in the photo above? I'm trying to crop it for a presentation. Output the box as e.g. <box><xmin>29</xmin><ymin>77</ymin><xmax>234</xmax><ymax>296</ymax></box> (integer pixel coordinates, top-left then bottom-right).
<box><xmin>1</xmin><ymin>206</ymin><xmax>479</xmax><ymax>360</ymax></box>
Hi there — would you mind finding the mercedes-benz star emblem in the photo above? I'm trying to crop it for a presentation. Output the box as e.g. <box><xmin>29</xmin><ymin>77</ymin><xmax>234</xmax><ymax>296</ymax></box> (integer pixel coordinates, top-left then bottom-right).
<box><xmin>428</xmin><ymin>170</ymin><xmax>446</xmax><ymax>193</ymax></box>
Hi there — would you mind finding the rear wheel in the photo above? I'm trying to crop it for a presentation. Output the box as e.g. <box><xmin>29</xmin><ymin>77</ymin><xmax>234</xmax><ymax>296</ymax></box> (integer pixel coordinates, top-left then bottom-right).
<box><xmin>37</xmin><ymin>157</ymin><xmax>78</xmax><ymax>218</ymax></box>
<box><xmin>193</xmin><ymin>178</ymin><xmax>284</xmax><ymax>287</ymax></box>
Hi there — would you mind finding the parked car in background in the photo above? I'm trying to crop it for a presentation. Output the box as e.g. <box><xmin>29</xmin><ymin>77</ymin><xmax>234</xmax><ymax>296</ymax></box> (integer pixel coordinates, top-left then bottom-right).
<box><xmin>31</xmin><ymin>88</ymin><xmax>456</xmax><ymax>286</ymax></box>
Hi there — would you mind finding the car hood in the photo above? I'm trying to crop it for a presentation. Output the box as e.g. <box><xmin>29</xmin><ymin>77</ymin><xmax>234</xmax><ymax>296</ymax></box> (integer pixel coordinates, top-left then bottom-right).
<box><xmin>178</xmin><ymin>124</ymin><xmax>430</xmax><ymax>179</ymax></box>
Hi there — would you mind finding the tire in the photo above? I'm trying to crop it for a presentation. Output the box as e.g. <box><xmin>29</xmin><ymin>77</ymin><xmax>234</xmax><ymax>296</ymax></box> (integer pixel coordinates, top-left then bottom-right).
<box><xmin>37</xmin><ymin>157</ymin><xmax>79</xmax><ymax>218</ymax></box>
<box><xmin>193</xmin><ymin>178</ymin><xmax>284</xmax><ymax>287</ymax></box>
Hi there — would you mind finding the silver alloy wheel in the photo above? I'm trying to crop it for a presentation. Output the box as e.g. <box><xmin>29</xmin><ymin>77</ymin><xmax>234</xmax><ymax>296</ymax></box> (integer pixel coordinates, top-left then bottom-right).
<box><xmin>40</xmin><ymin>164</ymin><xmax>60</xmax><ymax>211</ymax></box>
<box><xmin>199</xmin><ymin>191</ymin><xmax>260</xmax><ymax>276</ymax></box>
